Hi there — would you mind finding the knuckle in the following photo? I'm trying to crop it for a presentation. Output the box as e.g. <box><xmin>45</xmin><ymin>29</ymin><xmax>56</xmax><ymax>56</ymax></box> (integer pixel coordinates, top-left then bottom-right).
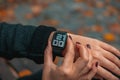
<box><xmin>62</xmin><ymin>69</ymin><xmax>71</xmax><ymax>77</ymax></box>
<box><xmin>58</xmin><ymin>68</ymin><xmax>70</xmax><ymax>78</ymax></box>
<box><xmin>113</xmin><ymin>66</ymin><xmax>119</xmax><ymax>72</ymax></box>
<box><xmin>83</xmin><ymin>58</ymin><xmax>89</xmax><ymax>63</ymax></box>
<box><xmin>77</xmin><ymin>58</ymin><xmax>82</xmax><ymax>62</ymax></box>
<box><xmin>93</xmin><ymin>52</ymin><xmax>101</xmax><ymax>59</ymax></box>
<box><xmin>110</xmin><ymin>66</ymin><xmax>117</xmax><ymax>71</ymax></box>
<box><xmin>110</xmin><ymin>55</ymin><xmax>116</xmax><ymax>60</ymax></box>
<box><xmin>86</xmin><ymin>64</ymin><xmax>92</xmax><ymax>70</ymax></box>
<box><xmin>92</xmin><ymin>68</ymin><xmax>97</xmax><ymax>73</ymax></box>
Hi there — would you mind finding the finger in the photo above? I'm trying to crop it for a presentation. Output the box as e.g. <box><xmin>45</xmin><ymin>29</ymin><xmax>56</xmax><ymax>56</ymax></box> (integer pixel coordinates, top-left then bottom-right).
<box><xmin>78</xmin><ymin>45</ymin><xmax>89</xmax><ymax>62</ymax></box>
<box><xmin>102</xmin><ymin>49</ymin><xmax>120</xmax><ymax>68</ymax></box>
<box><xmin>97</xmin><ymin>66</ymin><xmax>119</xmax><ymax>80</ymax></box>
<box><xmin>99</xmin><ymin>56</ymin><xmax>120</xmax><ymax>76</ymax></box>
<box><xmin>79</xmin><ymin>48</ymin><xmax>93</xmax><ymax>75</ymax></box>
<box><xmin>86</xmin><ymin>61</ymin><xmax>98</xmax><ymax>80</ymax></box>
<box><xmin>62</xmin><ymin>36</ymin><xmax>75</xmax><ymax>67</ymax></box>
<box><xmin>44</xmin><ymin>41</ymin><xmax>54</xmax><ymax>66</ymax></box>
<box><xmin>74</xmin><ymin>44</ymin><xmax>90</xmax><ymax>74</ymax></box>
<box><xmin>43</xmin><ymin>41</ymin><xmax>55</xmax><ymax>80</ymax></box>
<box><xmin>92</xmin><ymin>74</ymin><xmax>104</xmax><ymax>80</ymax></box>
<box><xmin>100</xmin><ymin>41</ymin><xmax>120</xmax><ymax>57</ymax></box>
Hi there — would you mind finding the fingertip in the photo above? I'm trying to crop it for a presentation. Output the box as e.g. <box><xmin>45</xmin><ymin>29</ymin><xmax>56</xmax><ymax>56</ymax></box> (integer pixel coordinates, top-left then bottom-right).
<box><xmin>95</xmin><ymin>62</ymin><xmax>99</xmax><ymax>67</ymax></box>
<box><xmin>91</xmin><ymin>60</ymin><xmax>99</xmax><ymax>71</ymax></box>
<box><xmin>78</xmin><ymin>45</ymin><xmax>89</xmax><ymax>62</ymax></box>
<box><xmin>86</xmin><ymin>62</ymin><xmax>98</xmax><ymax>79</ymax></box>
<box><xmin>68</xmin><ymin>35</ymin><xmax>73</xmax><ymax>44</ymax></box>
<box><xmin>86</xmin><ymin>44</ymin><xmax>91</xmax><ymax>49</ymax></box>
<box><xmin>92</xmin><ymin>61</ymin><xmax>99</xmax><ymax>71</ymax></box>
<box><xmin>68</xmin><ymin>35</ymin><xmax>72</xmax><ymax>40</ymax></box>
<box><xmin>92</xmin><ymin>64</ymin><xmax>98</xmax><ymax>74</ymax></box>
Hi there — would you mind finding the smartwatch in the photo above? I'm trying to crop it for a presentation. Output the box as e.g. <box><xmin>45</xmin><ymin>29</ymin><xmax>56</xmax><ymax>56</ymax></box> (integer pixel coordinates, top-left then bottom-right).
<box><xmin>51</xmin><ymin>31</ymin><xmax>68</xmax><ymax>57</ymax></box>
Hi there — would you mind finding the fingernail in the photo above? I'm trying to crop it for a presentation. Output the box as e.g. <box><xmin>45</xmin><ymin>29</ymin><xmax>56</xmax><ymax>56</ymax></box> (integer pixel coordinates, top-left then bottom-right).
<box><xmin>96</xmin><ymin>62</ymin><xmax>99</xmax><ymax>67</ymax></box>
<box><xmin>118</xmin><ymin>56</ymin><xmax>120</xmax><ymax>60</ymax></box>
<box><xmin>86</xmin><ymin>44</ymin><xmax>91</xmax><ymax>49</ymax></box>
<box><xmin>69</xmin><ymin>35</ymin><xmax>72</xmax><ymax>40</ymax></box>
<box><xmin>92</xmin><ymin>78</ymin><xmax>100</xmax><ymax>80</ymax></box>
<box><xmin>76</xmin><ymin>42</ymin><xmax>81</xmax><ymax>51</ymax></box>
<box><xmin>76</xmin><ymin>42</ymin><xmax>81</xmax><ymax>44</ymax></box>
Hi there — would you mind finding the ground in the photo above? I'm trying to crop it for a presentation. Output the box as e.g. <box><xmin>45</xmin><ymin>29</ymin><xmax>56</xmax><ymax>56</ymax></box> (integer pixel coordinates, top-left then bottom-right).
<box><xmin>0</xmin><ymin>0</ymin><xmax>120</xmax><ymax>80</ymax></box>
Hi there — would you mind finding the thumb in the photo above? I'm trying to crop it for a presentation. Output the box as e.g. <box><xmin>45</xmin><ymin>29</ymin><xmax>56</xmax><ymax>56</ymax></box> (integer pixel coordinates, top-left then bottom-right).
<box><xmin>43</xmin><ymin>41</ymin><xmax>54</xmax><ymax>80</ymax></box>
<box><xmin>44</xmin><ymin>41</ymin><xmax>53</xmax><ymax>66</ymax></box>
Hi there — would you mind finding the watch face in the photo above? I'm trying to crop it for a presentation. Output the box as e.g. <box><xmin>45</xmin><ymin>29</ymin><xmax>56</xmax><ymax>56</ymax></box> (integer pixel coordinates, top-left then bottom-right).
<box><xmin>52</xmin><ymin>32</ymin><xmax>67</xmax><ymax>48</ymax></box>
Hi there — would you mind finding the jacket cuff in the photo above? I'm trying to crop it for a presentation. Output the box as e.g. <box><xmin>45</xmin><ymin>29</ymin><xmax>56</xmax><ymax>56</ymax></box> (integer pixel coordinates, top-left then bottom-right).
<box><xmin>27</xmin><ymin>25</ymin><xmax>56</xmax><ymax>64</ymax></box>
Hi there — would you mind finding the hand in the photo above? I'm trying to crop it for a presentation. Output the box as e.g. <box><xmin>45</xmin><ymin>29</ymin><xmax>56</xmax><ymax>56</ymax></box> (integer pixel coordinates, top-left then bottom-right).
<box><xmin>42</xmin><ymin>36</ymin><xmax>98</xmax><ymax>80</ymax></box>
<box><xmin>69</xmin><ymin>33</ymin><xmax>120</xmax><ymax>80</ymax></box>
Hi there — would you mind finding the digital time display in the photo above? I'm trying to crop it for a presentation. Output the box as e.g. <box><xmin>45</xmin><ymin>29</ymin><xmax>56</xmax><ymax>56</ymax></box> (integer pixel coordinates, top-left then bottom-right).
<box><xmin>52</xmin><ymin>33</ymin><xmax>67</xmax><ymax>48</ymax></box>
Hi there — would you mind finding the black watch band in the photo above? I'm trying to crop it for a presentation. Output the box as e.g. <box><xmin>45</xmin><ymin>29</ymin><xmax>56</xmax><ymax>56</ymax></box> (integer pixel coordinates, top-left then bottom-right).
<box><xmin>51</xmin><ymin>31</ymin><xmax>68</xmax><ymax>57</ymax></box>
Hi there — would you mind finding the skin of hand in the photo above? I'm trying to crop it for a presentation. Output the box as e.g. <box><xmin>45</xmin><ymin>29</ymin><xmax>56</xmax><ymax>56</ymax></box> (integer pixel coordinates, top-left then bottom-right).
<box><xmin>69</xmin><ymin>33</ymin><xmax>120</xmax><ymax>80</ymax></box>
<box><xmin>42</xmin><ymin>36</ymin><xmax>99</xmax><ymax>80</ymax></box>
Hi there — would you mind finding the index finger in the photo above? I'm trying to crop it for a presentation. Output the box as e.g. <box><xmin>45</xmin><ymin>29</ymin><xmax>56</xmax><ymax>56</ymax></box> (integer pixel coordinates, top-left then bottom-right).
<box><xmin>62</xmin><ymin>36</ymin><xmax>75</xmax><ymax>67</ymax></box>
<box><xmin>74</xmin><ymin>45</ymin><xmax>90</xmax><ymax>72</ymax></box>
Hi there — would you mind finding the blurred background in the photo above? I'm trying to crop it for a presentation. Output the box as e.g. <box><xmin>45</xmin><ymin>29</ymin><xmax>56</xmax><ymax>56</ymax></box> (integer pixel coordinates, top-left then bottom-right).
<box><xmin>0</xmin><ymin>0</ymin><xmax>120</xmax><ymax>80</ymax></box>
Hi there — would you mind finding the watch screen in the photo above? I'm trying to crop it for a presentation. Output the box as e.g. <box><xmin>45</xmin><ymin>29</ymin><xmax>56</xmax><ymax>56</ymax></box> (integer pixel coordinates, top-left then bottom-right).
<box><xmin>52</xmin><ymin>32</ymin><xmax>67</xmax><ymax>48</ymax></box>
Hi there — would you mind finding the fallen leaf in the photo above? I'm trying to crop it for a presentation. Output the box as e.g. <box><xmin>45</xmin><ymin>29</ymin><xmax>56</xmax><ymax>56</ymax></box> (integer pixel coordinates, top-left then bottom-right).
<box><xmin>18</xmin><ymin>69</ymin><xmax>32</xmax><ymax>78</ymax></box>
<box><xmin>96</xmin><ymin>1</ymin><xmax>105</xmax><ymax>8</ymax></box>
<box><xmin>77</xmin><ymin>27</ymin><xmax>91</xmax><ymax>35</ymax></box>
<box><xmin>118</xmin><ymin>15</ymin><xmax>120</xmax><ymax>20</ymax></box>
<box><xmin>91</xmin><ymin>25</ymin><xmax>103</xmax><ymax>32</ymax></box>
<box><xmin>40</xmin><ymin>19</ymin><xmax>59</xmax><ymax>26</ymax></box>
<box><xmin>7</xmin><ymin>8</ymin><xmax>15</xmax><ymax>17</ymax></box>
<box><xmin>109</xmin><ymin>23</ymin><xmax>120</xmax><ymax>34</ymax></box>
<box><xmin>83</xmin><ymin>10</ymin><xmax>94</xmax><ymax>17</ymax></box>
<box><xmin>74</xmin><ymin>0</ymin><xmax>84</xmax><ymax>3</ymax></box>
<box><xmin>7</xmin><ymin>0</ymin><xmax>15</xmax><ymax>3</ymax></box>
<box><xmin>103</xmin><ymin>33</ymin><xmax>116</xmax><ymax>42</ymax></box>
<box><xmin>0</xmin><ymin>10</ymin><xmax>7</xmax><ymax>17</ymax></box>
<box><xmin>105</xmin><ymin>0</ymin><xmax>111</xmax><ymax>4</ymax></box>
<box><xmin>87</xmin><ymin>1</ymin><xmax>95</xmax><ymax>8</ymax></box>
<box><xmin>24</xmin><ymin>13</ymin><xmax>33</xmax><ymax>19</ymax></box>
<box><xmin>103</xmin><ymin>10</ymin><xmax>110</xmax><ymax>17</ymax></box>
<box><xmin>106</xmin><ymin>6</ymin><xmax>118</xmax><ymax>15</ymax></box>
<box><xmin>31</xmin><ymin>5</ymin><xmax>43</xmax><ymax>17</ymax></box>
<box><xmin>54</xmin><ymin>56</ymin><xmax>60</xmax><ymax>65</ymax></box>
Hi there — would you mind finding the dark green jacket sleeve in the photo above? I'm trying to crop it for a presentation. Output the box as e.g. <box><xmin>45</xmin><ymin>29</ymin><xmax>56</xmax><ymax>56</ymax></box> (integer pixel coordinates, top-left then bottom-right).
<box><xmin>0</xmin><ymin>22</ymin><xmax>56</xmax><ymax>64</ymax></box>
